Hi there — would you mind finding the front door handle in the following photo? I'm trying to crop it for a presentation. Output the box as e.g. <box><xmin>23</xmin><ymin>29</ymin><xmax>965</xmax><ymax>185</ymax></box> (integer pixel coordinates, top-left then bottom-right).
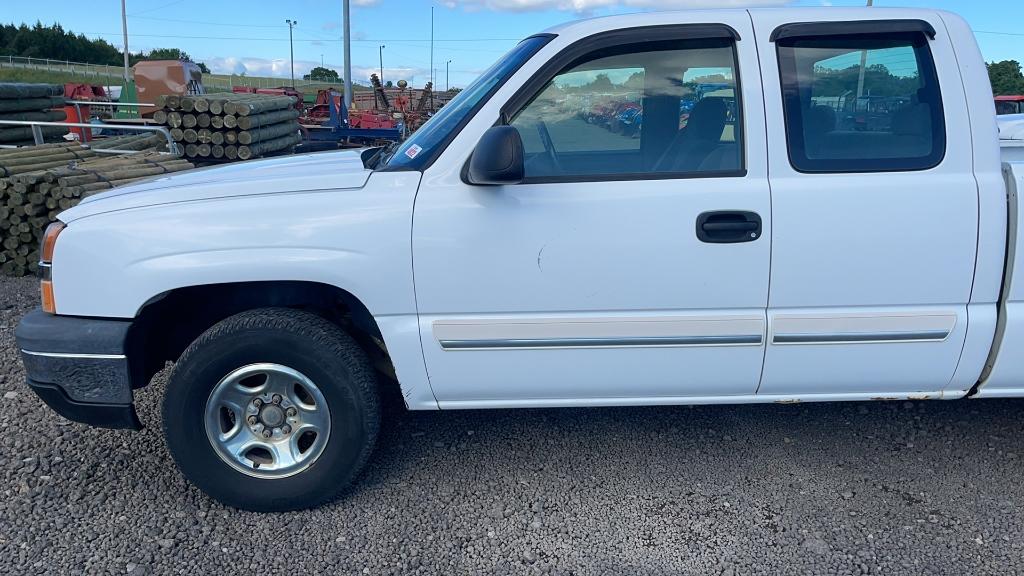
<box><xmin>697</xmin><ymin>211</ymin><xmax>762</xmax><ymax>243</ymax></box>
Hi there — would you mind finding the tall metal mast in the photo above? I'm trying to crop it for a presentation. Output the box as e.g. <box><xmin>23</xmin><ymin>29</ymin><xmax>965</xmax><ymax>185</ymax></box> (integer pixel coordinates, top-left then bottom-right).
<box><xmin>343</xmin><ymin>0</ymin><xmax>353</xmax><ymax>110</ymax></box>
<box><xmin>120</xmin><ymin>0</ymin><xmax>130</xmax><ymax>83</ymax></box>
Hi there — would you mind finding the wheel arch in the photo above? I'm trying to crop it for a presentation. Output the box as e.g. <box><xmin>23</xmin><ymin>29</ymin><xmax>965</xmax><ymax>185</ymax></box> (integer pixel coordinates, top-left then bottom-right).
<box><xmin>128</xmin><ymin>280</ymin><xmax>394</xmax><ymax>393</ymax></box>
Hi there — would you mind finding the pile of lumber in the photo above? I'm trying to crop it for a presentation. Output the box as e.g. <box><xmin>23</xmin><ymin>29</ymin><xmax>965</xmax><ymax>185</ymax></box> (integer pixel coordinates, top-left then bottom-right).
<box><xmin>0</xmin><ymin>83</ymin><xmax>67</xmax><ymax>146</ymax></box>
<box><xmin>154</xmin><ymin>93</ymin><xmax>301</xmax><ymax>161</ymax></box>
<box><xmin>0</xmin><ymin>136</ymin><xmax>171</xmax><ymax>178</ymax></box>
<box><xmin>1</xmin><ymin>151</ymin><xmax>193</xmax><ymax>276</ymax></box>
<box><xmin>89</xmin><ymin>133</ymin><xmax>171</xmax><ymax>154</ymax></box>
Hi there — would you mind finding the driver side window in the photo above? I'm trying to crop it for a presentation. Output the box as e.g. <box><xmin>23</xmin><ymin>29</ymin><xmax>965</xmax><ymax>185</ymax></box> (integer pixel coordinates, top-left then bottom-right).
<box><xmin>510</xmin><ymin>37</ymin><xmax>743</xmax><ymax>181</ymax></box>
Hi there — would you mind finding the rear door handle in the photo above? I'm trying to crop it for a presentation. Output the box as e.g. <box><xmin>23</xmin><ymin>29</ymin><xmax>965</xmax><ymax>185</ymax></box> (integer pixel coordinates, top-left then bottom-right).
<box><xmin>696</xmin><ymin>211</ymin><xmax>762</xmax><ymax>244</ymax></box>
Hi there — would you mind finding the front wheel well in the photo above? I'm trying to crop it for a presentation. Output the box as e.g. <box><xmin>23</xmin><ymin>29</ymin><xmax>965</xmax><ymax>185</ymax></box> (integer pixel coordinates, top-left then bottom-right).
<box><xmin>128</xmin><ymin>281</ymin><xmax>393</xmax><ymax>389</ymax></box>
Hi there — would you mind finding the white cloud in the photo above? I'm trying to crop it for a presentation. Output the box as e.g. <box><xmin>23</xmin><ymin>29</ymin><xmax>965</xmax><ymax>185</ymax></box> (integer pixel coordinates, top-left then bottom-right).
<box><xmin>204</xmin><ymin>56</ymin><xmax>429</xmax><ymax>86</ymax></box>
<box><xmin>443</xmin><ymin>0</ymin><xmax>789</xmax><ymax>13</ymax></box>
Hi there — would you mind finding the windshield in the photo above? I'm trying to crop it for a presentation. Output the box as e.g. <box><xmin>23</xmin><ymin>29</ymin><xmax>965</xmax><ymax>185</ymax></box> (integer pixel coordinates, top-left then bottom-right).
<box><xmin>381</xmin><ymin>35</ymin><xmax>553</xmax><ymax>171</ymax></box>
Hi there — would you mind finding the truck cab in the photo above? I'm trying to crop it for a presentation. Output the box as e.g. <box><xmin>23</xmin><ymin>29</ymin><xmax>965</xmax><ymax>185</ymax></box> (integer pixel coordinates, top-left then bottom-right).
<box><xmin>16</xmin><ymin>7</ymin><xmax>1024</xmax><ymax>511</ymax></box>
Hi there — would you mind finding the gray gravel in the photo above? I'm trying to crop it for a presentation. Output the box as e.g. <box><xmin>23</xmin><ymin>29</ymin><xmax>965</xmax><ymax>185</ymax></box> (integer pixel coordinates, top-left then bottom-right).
<box><xmin>2</xmin><ymin>274</ymin><xmax>1024</xmax><ymax>575</ymax></box>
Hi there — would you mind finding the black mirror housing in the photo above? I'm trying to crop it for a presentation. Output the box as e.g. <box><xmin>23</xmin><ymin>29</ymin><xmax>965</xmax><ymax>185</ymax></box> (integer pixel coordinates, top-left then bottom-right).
<box><xmin>467</xmin><ymin>126</ymin><xmax>525</xmax><ymax>186</ymax></box>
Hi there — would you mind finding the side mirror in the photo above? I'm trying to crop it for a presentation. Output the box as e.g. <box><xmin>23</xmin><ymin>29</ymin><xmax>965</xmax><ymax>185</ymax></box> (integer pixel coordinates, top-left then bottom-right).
<box><xmin>467</xmin><ymin>126</ymin><xmax>524</xmax><ymax>186</ymax></box>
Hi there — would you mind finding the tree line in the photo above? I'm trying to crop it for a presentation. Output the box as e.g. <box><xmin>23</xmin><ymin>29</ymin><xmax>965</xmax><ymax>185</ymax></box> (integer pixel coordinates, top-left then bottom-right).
<box><xmin>988</xmin><ymin>60</ymin><xmax>1024</xmax><ymax>95</ymax></box>
<box><xmin>1</xmin><ymin>22</ymin><xmax>209</xmax><ymax>73</ymax></box>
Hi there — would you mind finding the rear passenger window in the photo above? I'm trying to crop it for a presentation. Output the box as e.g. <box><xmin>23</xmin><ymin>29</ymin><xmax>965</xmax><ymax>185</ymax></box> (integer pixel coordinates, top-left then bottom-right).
<box><xmin>777</xmin><ymin>32</ymin><xmax>945</xmax><ymax>173</ymax></box>
<box><xmin>510</xmin><ymin>37</ymin><xmax>743</xmax><ymax>181</ymax></box>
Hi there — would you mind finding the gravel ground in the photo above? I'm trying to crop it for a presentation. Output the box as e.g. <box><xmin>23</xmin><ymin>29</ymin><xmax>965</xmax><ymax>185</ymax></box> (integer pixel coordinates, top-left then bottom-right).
<box><xmin>2</xmin><ymin>275</ymin><xmax>1024</xmax><ymax>575</ymax></box>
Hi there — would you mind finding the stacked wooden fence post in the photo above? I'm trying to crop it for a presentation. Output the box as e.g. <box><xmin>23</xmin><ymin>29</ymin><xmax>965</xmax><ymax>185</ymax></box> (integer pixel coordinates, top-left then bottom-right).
<box><xmin>155</xmin><ymin>93</ymin><xmax>301</xmax><ymax>162</ymax></box>
<box><xmin>0</xmin><ymin>149</ymin><xmax>193</xmax><ymax>276</ymax></box>
<box><xmin>0</xmin><ymin>83</ymin><xmax>68</xmax><ymax>146</ymax></box>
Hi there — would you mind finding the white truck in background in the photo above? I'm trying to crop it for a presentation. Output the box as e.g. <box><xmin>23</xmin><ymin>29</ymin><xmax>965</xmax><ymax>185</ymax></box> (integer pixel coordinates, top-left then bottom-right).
<box><xmin>1001</xmin><ymin>114</ymin><xmax>1024</xmax><ymax>162</ymax></box>
<box><xmin>15</xmin><ymin>7</ymin><xmax>1024</xmax><ymax>511</ymax></box>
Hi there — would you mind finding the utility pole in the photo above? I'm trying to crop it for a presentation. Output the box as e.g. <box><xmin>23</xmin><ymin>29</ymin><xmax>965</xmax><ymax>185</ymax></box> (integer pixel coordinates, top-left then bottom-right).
<box><xmin>430</xmin><ymin>5</ymin><xmax>435</xmax><ymax>110</ymax></box>
<box><xmin>120</xmin><ymin>0</ymin><xmax>130</xmax><ymax>83</ymax></box>
<box><xmin>343</xmin><ymin>0</ymin><xmax>352</xmax><ymax>110</ymax></box>
<box><xmin>855</xmin><ymin>0</ymin><xmax>873</xmax><ymax>99</ymax></box>
<box><xmin>379</xmin><ymin>44</ymin><xmax>386</xmax><ymax>87</ymax></box>
<box><xmin>286</xmin><ymin>19</ymin><xmax>298</xmax><ymax>87</ymax></box>
<box><xmin>446</xmin><ymin>59</ymin><xmax>452</xmax><ymax>92</ymax></box>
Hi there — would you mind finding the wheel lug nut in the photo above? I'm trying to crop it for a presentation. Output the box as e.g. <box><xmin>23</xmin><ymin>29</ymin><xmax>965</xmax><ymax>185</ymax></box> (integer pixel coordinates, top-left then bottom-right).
<box><xmin>262</xmin><ymin>429</ymin><xmax>273</xmax><ymax>438</ymax></box>
<box><xmin>247</xmin><ymin>416</ymin><xmax>258</xmax><ymax>426</ymax></box>
<box><xmin>272</xmin><ymin>394</ymin><xmax>283</xmax><ymax>405</ymax></box>
<box><xmin>282</xmin><ymin>425</ymin><xmax>291</xmax><ymax>434</ymax></box>
<box><xmin>252</xmin><ymin>398</ymin><xmax>263</xmax><ymax>408</ymax></box>
<box><xmin>286</xmin><ymin>407</ymin><xmax>297</xmax><ymax>417</ymax></box>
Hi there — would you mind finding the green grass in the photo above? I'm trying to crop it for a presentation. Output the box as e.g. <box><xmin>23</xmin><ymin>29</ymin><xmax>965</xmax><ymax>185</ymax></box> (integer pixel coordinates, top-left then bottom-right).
<box><xmin>0</xmin><ymin>67</ymin><xmax>123</xmax><ymax>86</ymax></box>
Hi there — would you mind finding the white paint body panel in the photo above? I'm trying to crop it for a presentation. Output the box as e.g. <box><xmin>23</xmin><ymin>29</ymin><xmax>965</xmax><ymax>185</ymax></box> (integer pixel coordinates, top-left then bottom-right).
<box><xmin>977</xmin><ymin>164</ymin><xmax>1024</xmax><ymax>395</ymax></box>
<box><xmin>413</xmin><ymin>12</ymin><xmax>773</xmax><ymax>402</ymax></box>
<box><xmin>751</xmin><ymin>9</ymin><xmax>996</xmax><ymax>396</ymax></box>
<box><xmin>51</xmin><ymin>156</ymin><xmax>438</xmax><ymax>410</ymax></box>
<box><xmin>43</xmin><ymin>8</ymin><xmax>1023</xmax><ymax>410</ymax></box>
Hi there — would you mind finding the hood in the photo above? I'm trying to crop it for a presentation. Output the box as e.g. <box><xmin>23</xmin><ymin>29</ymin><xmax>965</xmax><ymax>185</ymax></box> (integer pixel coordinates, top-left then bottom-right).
<box><xmin>59</xmin><ymin>149</ymin><xmax>372</xmax><ymax>222</ymax></box>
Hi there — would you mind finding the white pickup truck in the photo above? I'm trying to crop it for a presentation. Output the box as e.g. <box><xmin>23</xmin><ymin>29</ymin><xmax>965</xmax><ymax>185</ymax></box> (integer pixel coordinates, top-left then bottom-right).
<box><xmin>15</xmin><ymin>7</ymin><xmax>1024</xmax><ymax>511</ymax></box>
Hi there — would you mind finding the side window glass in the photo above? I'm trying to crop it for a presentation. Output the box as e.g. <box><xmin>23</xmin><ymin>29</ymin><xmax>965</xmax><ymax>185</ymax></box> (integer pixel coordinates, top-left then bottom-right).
<box><xmin>777</xmin><ymin>32</ymin><xmax>945</xmax><ymax>172</ymax></box>
<box><xmin>510</xmin><ymin>38</ymin><xmax>744</xmax><ymax>181</ymax></box>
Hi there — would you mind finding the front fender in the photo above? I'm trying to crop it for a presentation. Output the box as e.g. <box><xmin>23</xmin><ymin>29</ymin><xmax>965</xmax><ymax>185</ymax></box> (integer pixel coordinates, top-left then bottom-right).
<box><xmin>48</xmin><ymin>171</ymin><xmax>439</xmax><ymax>410</ymax></box>
<box><xmin>52</xmin><ymin>172</ymin><xmax>420</xmax><ymax>319</ymax></box>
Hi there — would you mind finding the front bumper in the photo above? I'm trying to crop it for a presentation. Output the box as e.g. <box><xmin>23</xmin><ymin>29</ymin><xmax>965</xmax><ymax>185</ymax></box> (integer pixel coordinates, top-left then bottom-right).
<box><xmin>15</xmin><ymin>309</ymin><xmax>142</xmax><ymax>430</ymax></box>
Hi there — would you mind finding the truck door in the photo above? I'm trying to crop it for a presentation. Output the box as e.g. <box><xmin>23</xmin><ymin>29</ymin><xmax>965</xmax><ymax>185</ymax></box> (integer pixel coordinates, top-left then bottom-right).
<box><xmin>753</xmin><ymin>13</ymin><xmax>979</xmax><ymax>397</ymax></box>
<box><xmin>412</xmin><ymin>17</ymin><xmax>772</xmax><ymax>407</ymax></box>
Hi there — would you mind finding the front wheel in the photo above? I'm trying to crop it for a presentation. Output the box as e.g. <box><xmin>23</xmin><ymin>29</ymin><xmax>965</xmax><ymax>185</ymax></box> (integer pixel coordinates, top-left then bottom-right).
<box><xmin>163</xmin><ymin>308</ymin><xmax>380</xmax><ymax>512</ymax></box>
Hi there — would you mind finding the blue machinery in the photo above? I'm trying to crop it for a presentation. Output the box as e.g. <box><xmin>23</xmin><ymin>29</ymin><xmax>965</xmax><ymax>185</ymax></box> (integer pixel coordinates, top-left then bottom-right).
<box><xmin>302</xmin><ymin>90</ymin><xmax>402</xmax><ymax>146</ymax></box>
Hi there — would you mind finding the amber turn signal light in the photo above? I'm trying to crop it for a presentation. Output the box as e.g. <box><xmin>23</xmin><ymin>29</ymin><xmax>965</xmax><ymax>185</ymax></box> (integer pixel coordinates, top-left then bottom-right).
<box><xmin>40</xmin><ymin>281</ymin><xmax>56</xmax><ymax>314</ymax></box>
<box><xmin>41</xmin><ymin>221</ymin><xmax>64</xmax><ymax>263</ymax></box>
<box><xmin>39</xmin><ymin>221</ymin><xmax>64</xmax><ymax>314</ymax></box>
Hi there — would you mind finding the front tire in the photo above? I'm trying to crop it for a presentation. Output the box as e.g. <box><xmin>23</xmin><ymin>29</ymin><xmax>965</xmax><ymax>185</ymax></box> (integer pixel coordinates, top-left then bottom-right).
<box><xmin>163</xmin><ymin>308</ymin><xmax>380</xmax><ymax>512</ymax></box>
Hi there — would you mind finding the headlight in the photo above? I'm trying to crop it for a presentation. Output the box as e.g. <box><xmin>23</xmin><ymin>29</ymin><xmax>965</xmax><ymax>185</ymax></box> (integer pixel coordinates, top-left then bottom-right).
<box><xmin>39</xmin><ymin>221</ymin><xmax>64</xmax><ymax>313</ymax></box>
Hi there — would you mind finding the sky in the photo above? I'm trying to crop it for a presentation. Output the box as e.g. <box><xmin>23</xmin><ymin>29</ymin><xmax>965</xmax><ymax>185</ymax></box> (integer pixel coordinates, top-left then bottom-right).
<box><xmin>4</xmin><ymin>0</ymin><xmax>1022</xmax><ymax>89</ymax></box>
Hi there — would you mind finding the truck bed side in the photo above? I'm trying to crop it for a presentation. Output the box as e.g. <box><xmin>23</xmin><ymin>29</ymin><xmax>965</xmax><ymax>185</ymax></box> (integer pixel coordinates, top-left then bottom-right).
<box><xmin>976</xmin><ymin>163</ymin><xmax>1024</xmax><ymax>397</ymax></box>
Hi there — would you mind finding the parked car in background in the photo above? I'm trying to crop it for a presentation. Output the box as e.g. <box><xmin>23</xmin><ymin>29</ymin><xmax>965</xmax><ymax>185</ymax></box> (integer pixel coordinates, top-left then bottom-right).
<box><xmin>996</xmin><ymin>95</ymin><xmax>1024</xmax><ymax>115</ymax></box>
<box><xmin>15</xmin><ymin>7</ymin><xmax>1024</xmax><ymax>513</ymax></box>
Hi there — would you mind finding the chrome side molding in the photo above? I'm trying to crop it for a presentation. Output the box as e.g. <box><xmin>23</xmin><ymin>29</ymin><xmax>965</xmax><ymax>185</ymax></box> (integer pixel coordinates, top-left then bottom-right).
<box><xmin>772</xmin><ymin>330</ymin><xmax>951</xmax><ymax>345</ymax></box>
<box><xmin>439</xmin><ymin>334</ymin><xmax>763</xmax><ymax>350</ymax></box>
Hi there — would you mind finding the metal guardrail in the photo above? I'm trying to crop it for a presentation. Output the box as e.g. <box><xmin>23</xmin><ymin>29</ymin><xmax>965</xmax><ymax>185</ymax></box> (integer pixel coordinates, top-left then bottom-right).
<box><xmin>0</xmin><ymin>120</ymin><xmax>179</xmax><ymax>155</ymax></box>
<box><xmin>66</xmin><ymin>100</ymin><xmax>155</xmax><ymax>121</ymax></box>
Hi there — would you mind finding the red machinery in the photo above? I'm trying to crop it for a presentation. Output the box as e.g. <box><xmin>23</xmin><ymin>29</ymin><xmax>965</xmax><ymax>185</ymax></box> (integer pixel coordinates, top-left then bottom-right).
<box><xmin>62</xmin><ymin>83</ymin><xmax>109</xmax><ymax>141</ymax></box>
<box><xmin>301</xmin><ymin>88</ymin><xmax>398</xmax><ymax>130</ymax></box>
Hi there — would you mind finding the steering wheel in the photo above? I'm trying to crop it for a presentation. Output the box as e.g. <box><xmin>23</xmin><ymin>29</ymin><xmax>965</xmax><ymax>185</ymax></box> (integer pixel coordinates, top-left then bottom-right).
<box><xmin>535</xmin><ymin>120</ymin><xmax>563</xmax><ymax>173</ymax></box>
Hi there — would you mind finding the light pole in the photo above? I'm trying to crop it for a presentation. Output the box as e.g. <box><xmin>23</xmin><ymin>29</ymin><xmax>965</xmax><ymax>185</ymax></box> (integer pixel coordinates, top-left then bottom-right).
<box><xmin>120</xmin><ymin>0</ymin><xmax>130</xmax><ymax>83</ymax></box>
<box><xmin>855</xmin><ymin>0</ymin><xmax>873</xmax><ymax>98</ymax></box>
<box><xmin>286</xmin><ymin>19</ymin><xmax>298</xmax><ymax>87</ymax></box>
<box><xmin>430</xmin><ymin>5</ymin><xmax>434</xmax><ymax>108</ymax></box>
<box><xmin>379</xmin><ymin>44</ymin><xmax>386</xmax><ymax>87</ymax></box>
<box><xmin>343</xmin><ymin>0</ymin><xmax>352</xmax><ymax>110</ymax></box>
<box><xmin>446</xmin><ymin>59</ymin><xmax>452</xmax><ymax>92</ymax></box>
